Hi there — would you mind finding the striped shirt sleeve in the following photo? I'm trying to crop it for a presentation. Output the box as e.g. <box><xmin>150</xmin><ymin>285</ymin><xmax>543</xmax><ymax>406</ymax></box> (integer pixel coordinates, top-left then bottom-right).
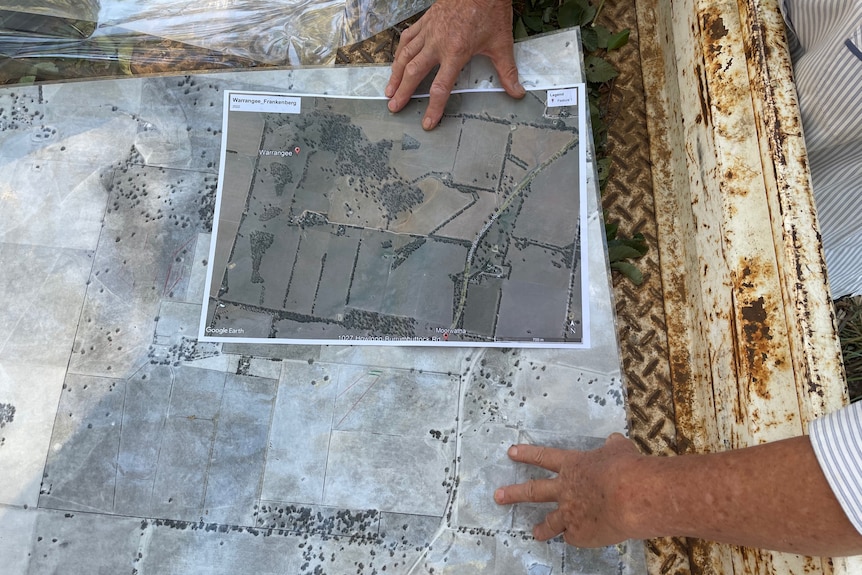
<box><xmin>778</xmin><ymin>2</ymin><xmax>862</xmax><ymax>297</ymax></box>
<box><xmin>810</xmin><ymin>402</ymin><xmax>862</xmax><ymax>535</ymax></box>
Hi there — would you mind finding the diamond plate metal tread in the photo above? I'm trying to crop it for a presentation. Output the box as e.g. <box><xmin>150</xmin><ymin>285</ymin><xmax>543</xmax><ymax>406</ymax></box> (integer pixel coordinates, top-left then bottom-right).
<box><xmin>596</xmin><ymin>0</ymin><xmax>693</xmax><ymax>572</ymax></box>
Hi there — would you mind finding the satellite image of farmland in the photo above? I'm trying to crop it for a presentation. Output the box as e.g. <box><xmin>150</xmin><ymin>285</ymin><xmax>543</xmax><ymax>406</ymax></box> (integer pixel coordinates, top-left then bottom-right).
<box><xmin>202</xmin><ymin>86</ymin><xmax>586</xmax><ymax>346</ymax></box>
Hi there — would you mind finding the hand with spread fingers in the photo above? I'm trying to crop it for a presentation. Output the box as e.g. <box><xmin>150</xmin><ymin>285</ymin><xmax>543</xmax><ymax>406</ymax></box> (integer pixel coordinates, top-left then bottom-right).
<box><xmin>495</xmin><ymin>431</ymin><xmax>862</xmax><ymax>556</ymax></box>
<box><xmin>494</xmin><ymin>433</ymin><xmax>641</xmax><ymax>548</ymax></box>
<box><xmin>385</xmin><ymin>0</ymin><xmax>525</xmax><ymax>131</ymax></box>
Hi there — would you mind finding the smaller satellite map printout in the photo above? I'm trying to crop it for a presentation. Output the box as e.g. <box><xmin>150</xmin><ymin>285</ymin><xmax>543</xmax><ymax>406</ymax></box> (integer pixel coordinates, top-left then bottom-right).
<box><xmin>200</xmin><ymin>84</ymin><xmax>589</xmax><ymax>347</ymax></box>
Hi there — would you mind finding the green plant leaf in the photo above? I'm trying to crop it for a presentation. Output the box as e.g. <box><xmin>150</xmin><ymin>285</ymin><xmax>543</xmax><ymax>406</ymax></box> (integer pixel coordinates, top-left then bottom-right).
<box><xmin>607</xmin><ymin>28</ymin><xmax>630</xmax><ymax>51</ymax></box>
<box><xmin>18</xmin><ymin>75</ymin><xmax>36</xmax><ymax>84</ymax></box>
<box><xmin>608</xmin><ymin>244</ymin><xmax>644</xmax><ymax>262</ymax></box>
<box><xmin>585</xmin><ymin>55</ymin><xmax>619</xmax><ymax>83</ymax></box>
<box><xmin>621</xmin><ymin>233</ymin><xmax>649</xmax><ymax>255</ymax></box>
<box><xmin>593</xmin><ymin>25</ymin><xmax>611</xmax><ymax>49</ymax></box>
<box><xmin>611</xmin><ymin>261</ymin><xmax>644</xmax><ymax>285</ymax></box>
<box><xmin>514</xmin><ymin>17</ymin><xmax>529</xmax><ymax>39</ymax></box>
<box><xmin>558</xmin><ymin>0</ymin><xmax>596</xmax><ymax>28</ymax></box>
<box><xmin>596</xmin><ymin>156</ymin><xmax>611</xmax><ymax>182</ymax></box>
<box><xmin>589</xmin><ymin>101</ymin><xmax>604</xmax><ymax>130</ymax></box>
<box><xmin>580</xmin><ymin>26</ymin><xmax>599</xmax><ymax>52</ymax></box>
<box><xmin>605</xmin><ymin>221</ymin><xmax>619</xmax><ymax>240</ymax></box>
<box><xmin>589</xmin><ymin>105</ymin><xmax>607</xmax><ymax>150</ymax></box>
<box><xmin>523</xmin><ymin>13</ymin><xmax>544</xmax><ymax>32</ymax></box>
<box><xmin>608</xmin><ymin>235</ymin><xmax>648</xmax><ymax>256</ymax></box>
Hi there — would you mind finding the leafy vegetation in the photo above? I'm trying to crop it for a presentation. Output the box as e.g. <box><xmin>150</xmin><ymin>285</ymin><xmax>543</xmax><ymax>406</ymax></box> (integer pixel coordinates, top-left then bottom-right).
<box><xmin>513</xmin><ymin>0</ymin><xmax>647</xmax><ymax>285</ymax></box>
<box><xmin>837</xmin><ymin>296</ymin><xmax>862</xmax><ymax>401</ymax></box>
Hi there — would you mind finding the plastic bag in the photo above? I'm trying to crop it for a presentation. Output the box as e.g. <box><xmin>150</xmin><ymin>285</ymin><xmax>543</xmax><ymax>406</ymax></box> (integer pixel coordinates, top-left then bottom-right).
<box><xmin>0</xmin><ymin>0</ymin><xmax>431</xmax><ymax>84</ymax></box>
<box><xmin>0</xmin><ymin>0</ymin><xmax>99</xmax><ymax>39</ymax></box>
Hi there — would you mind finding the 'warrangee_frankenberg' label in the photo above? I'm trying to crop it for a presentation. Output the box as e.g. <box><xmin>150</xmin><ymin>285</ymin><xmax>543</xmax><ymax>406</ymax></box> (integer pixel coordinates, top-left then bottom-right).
<box><xmin>229</xmin><ymin>93</ymin><xmax>301</xmax><ymax>114</ymax></box>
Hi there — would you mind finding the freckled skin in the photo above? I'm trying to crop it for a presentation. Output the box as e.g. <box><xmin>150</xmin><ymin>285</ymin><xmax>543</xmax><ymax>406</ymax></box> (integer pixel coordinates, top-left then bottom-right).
<box><xmin>495</xmin><ymin>434</ymin><xmax>862</xmax><ymax>556</ymax></box>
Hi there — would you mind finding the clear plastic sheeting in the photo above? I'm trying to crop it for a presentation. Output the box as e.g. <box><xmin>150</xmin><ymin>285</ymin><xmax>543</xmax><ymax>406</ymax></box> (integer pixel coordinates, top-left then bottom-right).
<box><xmin>0</xmin><ymin>0</ymin><xmax>99</xmax><ymax>39</ymax></box>
<box><xmin>342</xmin><ymin>0</ymin><xmax>428</xmax><ymax>46</ymax></box>
<box><xmin>95</xmin><ymin>0</ymin><xmax>347</xmax><ymax>65</ymax></box>
<box><xmin>0</xmin><ymin>0</ymin><xmax>431</xmax><ymax>83</ymax></box>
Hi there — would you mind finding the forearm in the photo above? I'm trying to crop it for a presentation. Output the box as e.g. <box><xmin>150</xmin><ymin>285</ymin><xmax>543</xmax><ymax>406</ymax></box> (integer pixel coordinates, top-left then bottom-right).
<box><xmin>621</xmin><ymin>435</ymin><xmax>862</xmax><ymax>556</ymax></box>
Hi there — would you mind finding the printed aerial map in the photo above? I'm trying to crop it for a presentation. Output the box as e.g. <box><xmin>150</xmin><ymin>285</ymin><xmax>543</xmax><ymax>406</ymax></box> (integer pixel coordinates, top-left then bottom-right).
<box><xmin>202</xmin><ymin>86</ymin><xmax>587</xmax><ymax>346</ymax></box>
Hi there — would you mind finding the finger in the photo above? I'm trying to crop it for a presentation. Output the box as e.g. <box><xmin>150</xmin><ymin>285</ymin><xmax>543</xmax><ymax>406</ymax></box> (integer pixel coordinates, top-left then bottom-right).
<box><xmin>494</xmin><ymin>477</ymin><xmax>559</xmax><ymax>505</ymax></box>
<box><xmin>421</xmin><ymin>60</ymin><xmax>468</xmax><ymax>130</ymax></box>
<box><xmin>507</xmin><ymin>444</ymin><xmax>567</xmax><ymax>473</ymax></box>
<box><xmin>388</xmin><ymin>46</ymin><xmax>440</xmax><ymax>115</ymax></box>
<box><xmin>533</xmin><ymin>508</ymin><xmax>566</xmax><ymax>541</ymax></box>
<box><xmin>489</xmin><ymin>53</ymin><xmax>525</xmax><ymax>100</ymax></box>
<box><xmin>394</xmin><ymin>18</ymin><xmax>422</xmax><ymax>52</ymax></box>
<box><xmin>386</xmin><ymin>31</ymin><xmax>426</xmax><ymax>100</ymax></box>
<box><xmin>390</xmin><ymin>18</ymin><xmax>423</xmax><ymax>70</ymax></box>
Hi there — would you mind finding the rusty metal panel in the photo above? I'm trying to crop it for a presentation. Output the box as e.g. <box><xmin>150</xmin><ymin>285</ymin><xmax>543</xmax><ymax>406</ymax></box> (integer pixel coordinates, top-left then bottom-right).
<box><xmin>736</xmin><ymin>0</ymin><xmax>846</xmax><ymax>426</ymax></box>
<box><xmin>637</xmin><ymin>0</ymin><xmax>853</xmax><ymax>572</ymax></box>
<box><xmin>694</xmin><ymin>0</ymin><xmax>804</xmax><ymax>444</ymax></box>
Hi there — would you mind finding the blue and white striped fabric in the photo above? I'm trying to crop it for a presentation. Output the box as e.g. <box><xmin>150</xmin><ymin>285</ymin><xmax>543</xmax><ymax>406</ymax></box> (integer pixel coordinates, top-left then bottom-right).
<box><xmin>810</xmin><ymin>401</ymin><xmax>862</xmax><ymax>534</ymax></box>
<box><xmin>780</xmin><ymin>1</ymin><xmax>862</xmax><ymax>297</ymax></box>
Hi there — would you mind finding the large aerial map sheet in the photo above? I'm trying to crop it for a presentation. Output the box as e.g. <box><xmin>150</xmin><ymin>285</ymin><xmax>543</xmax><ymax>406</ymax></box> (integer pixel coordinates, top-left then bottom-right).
<box><xmin>0</xmin><ymin>29</ymin><xmax>645</xmax><ymax>575</ymax></box>
<box><xmin>201</xmin><ymin>85</ymin><xmax>588</xmax><ymax>347</ymax></box>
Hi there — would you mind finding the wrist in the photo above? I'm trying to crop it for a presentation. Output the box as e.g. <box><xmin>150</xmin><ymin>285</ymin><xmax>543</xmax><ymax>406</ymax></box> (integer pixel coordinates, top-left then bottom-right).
<box><xmin>612</xmin><ymin>453</ymin><xmax>671</xmax><ymax>540</ymax></box>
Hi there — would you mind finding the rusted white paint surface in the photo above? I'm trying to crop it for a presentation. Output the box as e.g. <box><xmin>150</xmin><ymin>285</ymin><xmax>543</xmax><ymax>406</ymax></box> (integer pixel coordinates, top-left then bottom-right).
<box><xmin>737</xmin><ymin>0</ymin><xmax>846</xmax><ymax>427</ymax></box>
<box><xmin>636</xmin><ymin>0</ymin><xmax>852</xmax><ymax>573</ymax></box>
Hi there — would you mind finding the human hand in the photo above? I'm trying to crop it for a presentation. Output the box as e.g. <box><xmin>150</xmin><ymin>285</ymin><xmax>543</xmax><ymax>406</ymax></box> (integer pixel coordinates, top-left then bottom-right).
<box><xmin>385</xmin><ymin>0</ymin><xmax>525</xmax><ymax>131</ymax></box>
<box><xmin>494</xmin><ymin>433</ymin><xmax>643</xmax><ymax>547</ymax></box>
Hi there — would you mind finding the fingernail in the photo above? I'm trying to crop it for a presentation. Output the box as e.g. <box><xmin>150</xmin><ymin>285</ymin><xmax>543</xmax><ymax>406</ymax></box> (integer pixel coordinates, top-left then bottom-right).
<box><xmin>422</xmin><ymin>117</ymin><xmax>434</xmax><ymax>131</ymax></box>
<box><xmin>388</xmin><ymin>100</ymin><xmax>397</xmax><ymax>112</ymax></box>
<box><xmin>384</xmin><ymin>85</ymin><xmax>393</xmax><ymax>98</ymax></box>
<box><xmin>494</xmin><ymin>489</ymin><xmax>504</xmax><ymax>503</ymax></box>
<box><xmin>508</xmin><ymin>445</ymin><xmax>518</xmax><ymax>457</ymax></box>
